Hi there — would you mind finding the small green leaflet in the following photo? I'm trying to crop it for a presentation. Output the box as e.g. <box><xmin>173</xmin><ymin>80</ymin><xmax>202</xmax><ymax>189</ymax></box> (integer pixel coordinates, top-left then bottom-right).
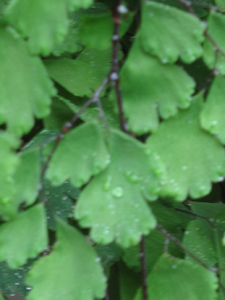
<box><xmin>46</xmin><ymin>122</ymin><xmax>110</xmax><ymax>187</ymax></box>
<box><xmin>4</xmin><ymin>0</ymin><xmax>93</xmax><ymax>56</ymax></box>
<box><xmin>26</xmin><ymin>219</ymin><xmax>106</xmax><ymax>300</ymax></box>
<box><xmin>140</xmin><ymin>2</ymin><xmax>204</xmax><ymax>63</ymax></box>
<box><xmin>0</xmin><ymin>204</ymin><xmax>47</xmax><ymax>269</ymax></box>
<box><xmin>75</xmin><ymin>129</ymin><xmax>161</xmax><ymax>248</ymax></box>
<box><xmin>147</xmin><ymin>93</ymin><xmax>225</xmax><ymax>201</ymax></box>
<box><xmin>134</xmin><ymin>254</ymin><xmax>218</xmax><ymax>300</ymax></box>
<box><xmin>0</xmin><ymin>26</ymin><xmax>55</xmax><ymax>136</ymax></box>
<box><xmin>45</xmin><ymin>48</ymin><xmax>111</xmax><ymax>97</ymax></box>
<box><xmin>116</xmin><ymin>39</ymin><xmax>195</xmax><ymax>134</ymax></box>
<box><xmin>200</xmin><ymin>76</ymin><xmax>225</xmax><ymax>143</ymax></box>
<box><xmin>0</xmin><ymin>132</ymin><xmax>19</xmax><ymax>219</ymax></box>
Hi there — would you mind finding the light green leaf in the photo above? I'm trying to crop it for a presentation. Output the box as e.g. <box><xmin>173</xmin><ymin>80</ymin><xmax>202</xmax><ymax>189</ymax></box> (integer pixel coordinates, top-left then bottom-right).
<box><xmin>0</xmin><ymin>132</ymin><xmax>19</xmax><ymax>219</ymax></box>
<box><xmin>0</xmin><ymin>204</ymin><xmax>47</xmax><ymax>268</ymax></box>
<box><xmin>203</xmin><ymin>11</ymin><xmax>225</xmax><ymax>74</ymax></box>
<box><xmin>0</xmin><ymin>27</ymin><xmax>55</xmax><ymax>136</ymax></box>
<box><xmin>140</xmin><ymin>2</ymin><xmax>204</xmax><ymax>63</ymax></box>
<box><xmin>116</xmin><ymin>40</ymin><xmax>195</xmax><ymax>134</ymax></box>
<box><xmin>183</xmin><ymin>219</ymin><xmax>217</xmax><ymax>266</ymax></box>
<box><xmin>45</xmin><ymin>48</ymin><xmax>111</xmax><ymax>97</ymax></box>
<box><xmin>68</xmin><ymin>0</ymin><xmax>93</xmax><ymax>10</ymax></box>
<box><xmin>0</xmin><ymin>293</ymin><xmax>3</xmax><ymax>300</ymax></box>
<box><xmin>200</xmin><ymin>76</ymin><xmax>225</xmax><ymax>144</ymax></box>
<box><xmin>75</xmin><ymin>129</ymin><xmax>160</xmax><ymax>247</ymax></box>
<box><xmin>46</xmin><ymin>122</ymin><xmax>110</xmax><ymax>187</ymax></box>
<box><xmin>4</xmin><ymin>0</ymin><xmax>92</xmax><ymax>56</ymax></box>
<box><xmin>26</xmin><ymin>219</ymin><xmax>106</xmax><ymax>300</ymax></box>
<box><xmin>215</xmin><ymin>0</ymin><xmax>225</xmax><ymax>7</ymax></box>
<box><xmin>134</xmin><ymin>254</ymin><xmax>218</xmax><ymax>300</ymax></box>
<box><xmin>147</xmin><ymin>93</ymin><xmax>225</xmax><ymax>201</ymax></box>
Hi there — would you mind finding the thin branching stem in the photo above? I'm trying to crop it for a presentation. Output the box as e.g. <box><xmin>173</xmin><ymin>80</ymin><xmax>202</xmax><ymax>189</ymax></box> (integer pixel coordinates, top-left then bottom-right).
<box><xmin>111</xmin><ymin>0</ymin><xmax>127</xmax><ymax>133</ymax></box>
<box><xmin>156</xmin><ymin>224</ymin><xmax>218</xmax><ymax>272</ymax></box>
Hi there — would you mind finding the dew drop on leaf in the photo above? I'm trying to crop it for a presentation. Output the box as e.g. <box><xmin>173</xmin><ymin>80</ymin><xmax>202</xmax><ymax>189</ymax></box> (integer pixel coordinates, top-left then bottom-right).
<box><xmin>111</xmin><ymin>187</ymin><xmax>124</xmax><ymax>198</ymax></box>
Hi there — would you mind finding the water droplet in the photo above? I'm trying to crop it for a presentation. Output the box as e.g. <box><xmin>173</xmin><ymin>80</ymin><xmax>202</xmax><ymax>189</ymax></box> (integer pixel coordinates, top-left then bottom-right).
<box><xmin>95</xmin><ymin>257</ymin><xmax>101</xmax><ymax>262</ymax></box>
<box><xmin>182</xmin><ymin>166</ymin><xmax>187</xmax><ymax>170</ymax></box>
<box><xmin>26</xmin><ymin>287</ymin><xmax>32</xmax><ymax>291</ymax></box>
<box><xmin>112</xmin><ymin>187</ymin><xmax>124</xmax><ymax>198</ymax></box>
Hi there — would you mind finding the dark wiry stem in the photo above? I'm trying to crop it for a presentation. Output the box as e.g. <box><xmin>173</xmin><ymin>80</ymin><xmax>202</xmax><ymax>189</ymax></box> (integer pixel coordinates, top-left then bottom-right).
<box><xmin>156</xmin><ymin>224</ymin><xmax>218</xmax><ymax>272</ymax></box>
<box><xmin>140</xmin><ymin>235</ymin><xmax>149</xmax><ymax>300</ymax></box>
<box><xmin>111</xmin><ymin>1</ymin><xmax>127</xmax><ymax>133</ymax></box>
<box><xmin>40</xmin><ymin>75</ymin><xmax>110</xmax><ymax>185</ymax></box>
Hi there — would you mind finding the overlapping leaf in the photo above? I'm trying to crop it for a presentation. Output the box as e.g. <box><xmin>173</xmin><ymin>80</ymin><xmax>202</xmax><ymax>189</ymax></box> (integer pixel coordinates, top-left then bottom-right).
<box><xmin>147</xmin><ymin>93</ymin><xmax>225</xmax><ymax>201</ymax></box>
<box><xmin>139</xmin><ymin>2</ymin><xmax>204</xmax><ymax>63</ymax></box>
<box><xmin>0</xmin><ymin>132</ymin><xmax>19</xmax><ymax>219</ymax></box>
<box><xmin>26</xmin><ymin>219</ymin><xmax>106</xmax><ymax>300</ymax></box>
<box><xmin>46</xmin><ymin>122</ymin><xmax>110</xmax><ymax>187</ymax></box>
<box><xmin>116</xmin><ymin>40</ymin><xmax>195</xmax><ymax>134</ymax></box>
<box><xmin>0</xmin><ymin>27</ymin><xmax>55</xmax><ymax>136</ymax></box>
<box><xmin>0</xmin><ymin>204</ymin><xmax>47</xmax><ymax>268</ymax></box>
<box><xmin>200</xmin><ymin>76</ymin><xmax>225</xmax><ymax>143</ymax></box>
<box><xmin>75</xmin><ymin>129</ymin><xmax>161</xmax><ymax>247</ymax></box>
<box><xmin>134</xmin><ymin>254</ymin><xmax>218</xmax><ymax>300</ymax></box>
<box><xmin>45</xmin><ymin>48</ymin><xmax>111</xmax><ymax>97</ymax></box>
<box><xmin>4</xmin><ymin>0</ymin><xmax>93</xmax><ymax>56</ymax></box>
<box><xmin>203</xmin><ymin>11</ymin><xmax>225</xmax><ymax>74</ymax></box>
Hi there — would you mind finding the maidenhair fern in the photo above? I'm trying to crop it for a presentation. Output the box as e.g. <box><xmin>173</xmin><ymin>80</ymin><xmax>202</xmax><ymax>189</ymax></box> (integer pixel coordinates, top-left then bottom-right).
<box><xmin>1</xmin><ymin>0</ymin><xmax>225</xmax><ymax>299</ymax></box>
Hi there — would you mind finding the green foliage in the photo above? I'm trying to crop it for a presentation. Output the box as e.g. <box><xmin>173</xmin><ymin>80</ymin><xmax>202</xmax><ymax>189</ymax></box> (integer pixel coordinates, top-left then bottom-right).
<box><xmin>1</xmin><ymin>0</ymin><xmax>225</xmax><ymax>299</ymax></box>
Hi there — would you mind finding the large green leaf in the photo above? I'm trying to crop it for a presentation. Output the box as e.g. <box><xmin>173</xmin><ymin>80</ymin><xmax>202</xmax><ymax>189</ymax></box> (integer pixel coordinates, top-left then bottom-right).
<box><xmin>0</xmin><ymin>204</ymin><xmax>47</xmax><ymax>268</ymax></box>
<box><xmin>140</xmin><ymin>2</ymin><xmax>204</xmax><ymax>63</ymax></box>
<box><xmin>26</xmin><ymin>219</ymin><xmax>106</xmax><ymax>300</ymax></box>
<box><xmin>46</xmin><ymin>122</ymin><xmax>110</xmax><ymax>187</ymax></box>
<box><xmin>0</xmin><ymin>27</ymin><xmax>55</xmax><ymax>136</ymax></box>
<box><xmin>116</xmin><ymin>40</ymin><xmax>195</xmax><ymax>134</ymax></box>
<box><xmin>200</xmin><ymin>76</ymin><xmax>225</xmax><ymax>144</ymax></box>
<box><xmin>134</xmin><ymin>254</ymin><xmax>218</xmax><ymax>300</ymax></box>
<box><xmin>146</xmin><ymin>93</ymin><xmax>225</xmax><ymax>201</ymax></box>
<box><xmin>0</xmin><ymin>132</ymin><xmax>19</xmax><ymax>219</ymax></box>
<box><xmin>75</xmin><ymin>129</ymin><xmax>160</xmax><ymax>247</ymax></box>
<box><xmin>45</xmin><ymin>48</ymin><xmax>111</xmax><ymax>97</ymax></box>
<box><xmin>4</xmin><ymin>0</ymin><xmax>93</xmax><ymax>56</ymax></box>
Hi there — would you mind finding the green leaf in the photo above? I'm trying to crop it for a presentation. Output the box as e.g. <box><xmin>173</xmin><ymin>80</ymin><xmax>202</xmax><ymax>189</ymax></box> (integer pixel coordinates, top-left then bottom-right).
<box><xmin>0</xmin><ymin>132</ymin><xmax>19</xmax><ymax>219</ymax></box>
<box><xmin>134</xmin><ymin>254</ymin><xmax>218</xmax><ymax>300</ymax></box>
<box><xmin>75</xmin><ymin>129</ymin><xmax>160</xmax><ymax>247</ymax></box>
<box><xmin>46</xmin><ymin>122</ymin><xmax>110</xmax><ymax>187</ymax></box>
<box><xmin>116</xmin><ymin>40</ymin><xmax>195</xmax><ymax>134</ymax></box>
<box><xmin>45</xmin><ymin>48</ymin><xmax>111</xmax><ymax>97</ymax></box>
<box><xmin>183</xmin><ymin>219</ymin><xmax>217</xmax><ymax>266</ymax></box>
<box><xmin>140</xmin><ymin>2</ymin><xmax>204</xmax><ymax>63</ymax></box>
<box><xmin>52</xmin><ymin>19</ymin><xmax>82</xmax><ymax>56</ymax></box>
<box><xmin>0</xmin><ymin>204</ymin><xmax>47</xmax><ymax>268</ymax></box>
<box><xmin>43</xmin><ymin>179</ymin><xmax>79</xmax><ymax>231</ymax></box>
<box><xmin>200</xmin><ymin>76</ymin><xmax>225</xmax><ymax>144</ymax></box>
<box><xmin>26</xmin><ymin>218</ymin><xmax>106</xmax><ymax>300</ymax></box>
<box><xmin>203</xmin><ymin>39</ymin><xmax>225</xmax><ymax>75</ymax></box>
<box><xmin>146</xmin><ymin>93</ymin><xmax>225</xmax><ymax>201</ymax></box>
<box><xmin>12</xmin><ymin>149</ymin><xmax>41</xmax><ymax>208</ymax></box>
<box><xmin>95</xmin><ymin>243</ymin><xmax>122</xmax><ymax>267</ymax></box>
<box><xmin>4</xmin><ymin>0</ymin><xmax>92</xmax><ymax>56</ymax></box>
<box><xmin>0</xmin><ymin>26</ymin><xmax>55</xmax><ymax>136</ymax></box>
<box><xmin>79</xmin><ymin>12</ymin><xmax>132</xmax><ymax>50</ymax></box>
